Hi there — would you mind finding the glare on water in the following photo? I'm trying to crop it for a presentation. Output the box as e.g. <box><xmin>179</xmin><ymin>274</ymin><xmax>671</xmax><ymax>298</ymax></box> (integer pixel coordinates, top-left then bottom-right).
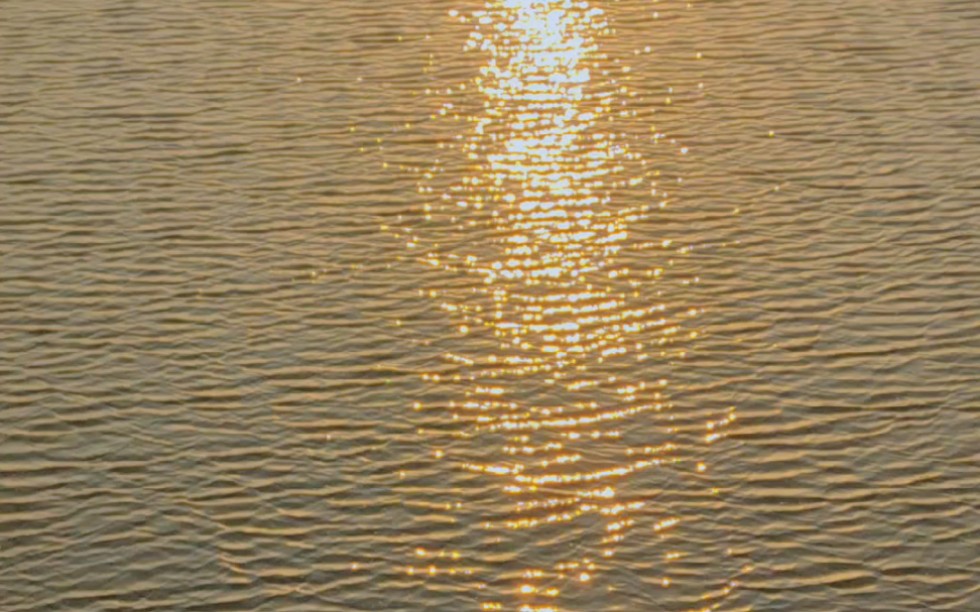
<box><xmin>397</xmin><ymin>1</ymin><xmax>740</xmax><ymax>609</ymax></box>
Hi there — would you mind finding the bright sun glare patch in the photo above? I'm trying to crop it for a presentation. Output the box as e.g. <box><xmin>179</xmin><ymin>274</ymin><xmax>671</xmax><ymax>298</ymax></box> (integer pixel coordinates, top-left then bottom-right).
<box><xmin>391</xmin><ymin>1</ymin><xmax>743</xmax><ymax>609</ymax></box>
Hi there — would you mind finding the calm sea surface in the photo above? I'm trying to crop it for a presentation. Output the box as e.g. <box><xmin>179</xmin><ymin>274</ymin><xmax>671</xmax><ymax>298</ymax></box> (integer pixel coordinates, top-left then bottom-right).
<box><xmin>1</xmin><ymin>1</ymin><xmax>978</xmax><ymax>611</ymax></box>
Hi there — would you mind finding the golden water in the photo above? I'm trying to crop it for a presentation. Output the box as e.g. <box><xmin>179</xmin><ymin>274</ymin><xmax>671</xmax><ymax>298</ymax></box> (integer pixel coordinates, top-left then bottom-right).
<box><xmin>396</xmin><ymin>2</ymin><xmax>740</xmax><ymax>609</ymax></box>
<box><xmin>1</xmin><ymin>0</ymin><xmax>978</xmax><ymax>611</ymax></box>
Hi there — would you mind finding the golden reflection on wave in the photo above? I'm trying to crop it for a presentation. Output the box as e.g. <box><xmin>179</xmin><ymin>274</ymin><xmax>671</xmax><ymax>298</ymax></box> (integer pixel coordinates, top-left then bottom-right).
<box><xmin>396</xmin><ymin>1</ymin><xmax>742</xmax><ymax>609</ymax></box>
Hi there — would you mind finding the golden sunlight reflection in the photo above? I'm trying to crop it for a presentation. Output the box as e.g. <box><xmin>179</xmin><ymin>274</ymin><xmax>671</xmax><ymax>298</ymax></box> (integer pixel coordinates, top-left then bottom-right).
<box><xmin>392</xmin><ymin>1</ymin><xmax>743</xmax><ymax>609</ymax></box>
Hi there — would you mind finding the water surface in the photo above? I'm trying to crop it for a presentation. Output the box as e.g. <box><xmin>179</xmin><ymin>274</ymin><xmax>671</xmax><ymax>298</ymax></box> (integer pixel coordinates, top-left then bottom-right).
<box><xmin>1</xmin><ymin>1</ymin><xmax>978</xmax><ymax>611</ymax></box>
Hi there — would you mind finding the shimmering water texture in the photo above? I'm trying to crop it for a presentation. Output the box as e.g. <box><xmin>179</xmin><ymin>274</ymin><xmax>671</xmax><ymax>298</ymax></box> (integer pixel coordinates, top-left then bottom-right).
<box><xmin>396</xmin><ymin>2</ymin><xmax>741</xmax><ymax>609</ymax></box>
<box><xmin>3</xmin><ymin>0</ymin><xmax>979</xmax><ymax>611</ymax></box>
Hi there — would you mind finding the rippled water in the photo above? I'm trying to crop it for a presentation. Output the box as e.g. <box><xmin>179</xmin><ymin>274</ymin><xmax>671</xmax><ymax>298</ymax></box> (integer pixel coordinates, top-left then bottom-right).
<box><xmin>1</xmin><ymin>1</ymin><xmax>978</xmax><ymax>611</ymax></box>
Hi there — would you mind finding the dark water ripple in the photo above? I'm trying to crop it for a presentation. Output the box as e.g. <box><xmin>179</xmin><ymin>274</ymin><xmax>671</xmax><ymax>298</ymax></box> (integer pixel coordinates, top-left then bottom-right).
<box><xmin>1</xmin><ymin>1</ymin><xmax>978</xmax><ymax>611</ymax></box>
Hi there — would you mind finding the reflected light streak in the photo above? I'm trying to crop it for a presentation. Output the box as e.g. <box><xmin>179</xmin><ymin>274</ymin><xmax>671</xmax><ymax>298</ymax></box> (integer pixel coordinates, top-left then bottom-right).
<box><xmin>397</xmin><ymin>1</ymin><xmax>742</xmax><ymax>609</ymax></box>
